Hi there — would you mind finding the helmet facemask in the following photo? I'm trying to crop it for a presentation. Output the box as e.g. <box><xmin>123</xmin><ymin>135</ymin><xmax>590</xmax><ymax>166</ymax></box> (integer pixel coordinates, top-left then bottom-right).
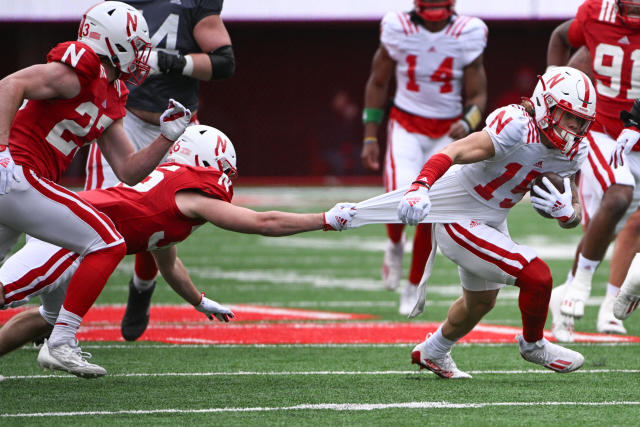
<box><xmin>540</xmin><ymin>96</ymin><xmax>594</xmax><ymax>155</ymax></box>
<box><xmin>618</xmin><ymin>0</ymin><xmax>640</xmax><ymax>28</ymax></box>
<box><xmin>413</xmin><ymin>0</ymin><xmax>455</xmax><ymax>22</ymax></box>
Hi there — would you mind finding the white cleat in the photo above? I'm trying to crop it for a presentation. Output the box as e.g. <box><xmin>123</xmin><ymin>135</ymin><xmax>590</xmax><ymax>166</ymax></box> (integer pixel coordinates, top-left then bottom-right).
<box><xmin>549</xmin><ymin>284</ymin><xmax>574</xmax><ymax>343</ymax></box>
<box><xmin>597</xmin><ymin>294</ymin><xmax>627</xmax><ymax>334</ymax></box>
<box><xmin>613</xmin><ymin>290</ymin><xmax>640</xmax><ymax>321</ymax></box>
<box><xmin>37</xmin><ymin>339</ymin><xmax>106</xmax><ymax>379</ymax></box>
<box><xmin>517</xmin><ymin>335</ymin><xmax>584</xmax><ymax>373</ymax></box>
<box><xmin>411</xmin><ymin>340</ymin><xmax>471</xmax><ymax>379</ymax></box>
<box><xmin>381</xmin><ymin>235</ymin><xmax>405</xmax><ymax>291</ymax></box>
<box><xmin>560</xmin><ymin>278</ymin><xmax>591</xmax><ymax>319</ymax></box>
<box><xmin>399</xmin><ymin>282</ymin><xmax>419</xmax><ymax>316</ymax></box>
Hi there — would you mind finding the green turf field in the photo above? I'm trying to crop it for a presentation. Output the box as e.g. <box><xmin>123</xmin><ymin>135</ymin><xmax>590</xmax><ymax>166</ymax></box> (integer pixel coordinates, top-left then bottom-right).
<box><xmin>1</xmin><ymin>186</ymin><xmax>639</xmax><ymax>425</ymax></box>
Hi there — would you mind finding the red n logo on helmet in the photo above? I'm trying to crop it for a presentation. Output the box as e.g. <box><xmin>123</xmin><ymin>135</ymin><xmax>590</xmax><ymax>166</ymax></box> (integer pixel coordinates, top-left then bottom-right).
<box><xmin>546</xmin><ymin>73</ymin><xmax>565</xmax><ymax>89</ymax></box>
<box><xmin>126</xmin><ymin>12</ymin><xmax>138</xmax><ymax>36</ymax></box>
<box><xmin>215</xmin><ymin>135</ymin><xmax>227</xmax><ymax>155</ymax></box>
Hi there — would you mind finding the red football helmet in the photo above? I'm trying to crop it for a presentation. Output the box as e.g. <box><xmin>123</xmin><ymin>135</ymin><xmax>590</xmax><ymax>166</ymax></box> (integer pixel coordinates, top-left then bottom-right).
<box><xmin>618</xmin><ymin>0</ymin><xmax>640</xmax><ymax>28</ymax></box>
<box><xmin>414</xmin><ymin>0</ymin><xmax>455</xmax><ymax>22</ymax></box>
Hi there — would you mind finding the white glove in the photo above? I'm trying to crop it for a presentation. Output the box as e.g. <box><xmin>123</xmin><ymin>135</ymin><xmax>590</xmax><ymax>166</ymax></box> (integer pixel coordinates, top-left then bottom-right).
<box><xmin>195</xmin><ymin>293</ymin><xmax>234</xmax><ymax>322</ymax></box>
<box><xmin>560</xmin><ymin>281</ymin><xmax>591</xmax><ymax>319</ymax></box>
<box><xmin>610</xmin><ymin>128</ymin><xmax>640</xmax><ymax>168</ymax></box>
<box><xmin>160</xmin><ymin>98</ymin><xmax>192</xmax><ymax>141</ymax></box>
<box><xmin>0</xmin><ymin>145</ymin><xmax>16</xmax><ymax>195</ymax></box>
<box><xmin>323</xmin><ymin>202</ymin><xmax>356</xmax><ymax>231</ymax></box>
<box><xmin>530</xmin><ymin>177</ymin><xmax>575</xmax><ymax>222</ymax></box>
<box><xmin>146</xmin><ymin>50</ymin><xmax>162</xmax><ymax>76</ymax></box>
<box><xmin>397</xmin><ymin>184</ymin><xmax>431</xmax><ymax>226</ymax></box>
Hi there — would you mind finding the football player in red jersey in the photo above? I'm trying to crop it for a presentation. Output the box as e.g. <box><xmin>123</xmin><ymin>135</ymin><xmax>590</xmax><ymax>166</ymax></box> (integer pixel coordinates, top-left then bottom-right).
<box><xmin>0</xmin><ymin>125</ymin><xmax>356</xmax><ymax>377</ymax></box>
<box><xmin>0</xmin><ymin>1</ymin><xmax>192</xmax><ymax>376</ymax></box>
<box><xmin>360</xmin><ymin>0</ymin><xmax>488</xmax><ymax>315</ymax></box>
<box><xmin>546</xmin><ymin>0</ymin><xmax>640</xmax><ymax>341</ymax></box>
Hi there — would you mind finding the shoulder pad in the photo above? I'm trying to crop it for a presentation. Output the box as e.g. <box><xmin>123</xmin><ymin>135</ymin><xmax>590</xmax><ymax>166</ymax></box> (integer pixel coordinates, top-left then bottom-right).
<box><xmin>47</xmin><ymin>41</ymin><xmax>101</xmax><ymax>85</ymax></box>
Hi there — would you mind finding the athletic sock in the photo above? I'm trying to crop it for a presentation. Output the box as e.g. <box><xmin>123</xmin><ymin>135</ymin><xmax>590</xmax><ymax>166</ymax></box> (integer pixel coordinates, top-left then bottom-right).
<box><xmin>606</xmin><ymin>283</ymin><xmax>620</xmax><ymax>298</ymax></box>
<box><xmin>425</xmin><ymin>324</ymin><xmax>456</xmax><ymax>358</ymax></box>
<box><xmin>48</xmin><ymin>307</ymin><xmax>82</xmax><ymax>348</ymax></box>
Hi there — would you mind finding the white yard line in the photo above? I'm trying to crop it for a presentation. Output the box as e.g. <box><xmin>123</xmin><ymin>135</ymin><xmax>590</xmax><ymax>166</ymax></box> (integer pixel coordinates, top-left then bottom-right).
<box><xmin>3</xmin><ymin>400</ymin><xmax>640</xmax><ymax>417</ymax></box>
<box><xmin>5</xmin><ymin>368</ymin><xmax>640</xmax><ymax>381</ymax></box>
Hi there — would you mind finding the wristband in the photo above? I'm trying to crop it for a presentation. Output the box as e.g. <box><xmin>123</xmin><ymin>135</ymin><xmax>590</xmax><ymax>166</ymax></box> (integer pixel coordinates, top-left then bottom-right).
<box><xmin>416</xmin><ymin>153</ymin><xmax>453</xmax><ymax>188</ymax></box>
<box><xmin>182</xmin><ymin>55</ymin><xmax>194</xmax><ymax>76</ymax></box>
<box><xmin>461</xmin><ymin>105</ymin><xmax>482</xmax><ymax>132</ymax></box>
<box><xmin>363</xmin><ymin>137</ymin><xmax>378</xmax><ymax>145</ymax></box>
<box><xmin>362</xmin><ymin>108</ymin><xmax>383</xmax><ymax>124</ymax></box>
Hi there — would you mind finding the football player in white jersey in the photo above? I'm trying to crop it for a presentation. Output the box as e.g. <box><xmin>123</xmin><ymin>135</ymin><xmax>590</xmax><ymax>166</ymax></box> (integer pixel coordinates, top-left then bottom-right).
<box><xmin>395</xmin><ymin>66</ymin><xmax>593</xmax><ymax>378</ymax></box>
<box><xmin>360</xmin><ymin>0</ymin><xmax>488</xmax><ymax>315</ymax></box>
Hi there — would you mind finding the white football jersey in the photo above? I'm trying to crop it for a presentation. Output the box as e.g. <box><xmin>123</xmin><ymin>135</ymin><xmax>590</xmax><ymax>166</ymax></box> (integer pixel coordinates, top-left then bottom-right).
<box><xmin>457</xmin><ymin>105</ymin><xmax>587</xmax><ymax>210</ymax></box>
<box><xmin>381</xmin><ymin>12</ymin><xmax>487</xmax><ymax>119</ymax></box>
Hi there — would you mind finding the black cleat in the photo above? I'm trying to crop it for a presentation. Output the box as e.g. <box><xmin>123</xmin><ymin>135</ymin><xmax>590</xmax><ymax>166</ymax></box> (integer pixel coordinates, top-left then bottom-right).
<box><xmin>121</xmin><ymin>278</ymin><xmax>155</xmax><ymax>341</ymax></box>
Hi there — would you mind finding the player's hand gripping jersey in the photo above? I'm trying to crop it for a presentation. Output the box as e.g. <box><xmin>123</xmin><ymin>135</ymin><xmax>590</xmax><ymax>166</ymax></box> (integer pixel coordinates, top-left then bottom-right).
<box><xmin>457</xmin><ymin>105</ymin><xmax>586</xmax><ymax>210</ymax></box>
<box><xmin>568</xmin><ymin>0</ymin><xmax>640</xmax><ymax>137</ymax></box>
<box><xmin>381</xmin><ymin>12</ymin><xmax>487</xmax><ymax>120</ymax></box>
<box><xmin>9</xmin><ymin>42</ymin><xmax>128</xmax><ymax>182</ymax></box>
<box><xmin>80</xmin><ymin>163</ymin><xmax>232</xmax><ymax>254</ymax></box>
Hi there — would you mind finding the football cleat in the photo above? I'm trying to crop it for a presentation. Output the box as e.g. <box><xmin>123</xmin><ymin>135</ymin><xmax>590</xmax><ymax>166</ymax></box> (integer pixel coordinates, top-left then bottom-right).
<box><xmin>517</xmin><ymin>335</ymin><xmax>584</xmax><ymax>373</ymax></box>
<box><xmin>613</xmin><ymin>289</ymin><xmax>640</xmax><ymax>321</ymax></box>
<box><xmin>560</xmin><ymin>277</ymin><xmax>591</xmax><ymax>318</ymax></box>
<box><xmin>597</xmin><ymin>294</ymin><xmax>627</xmax><ymax>334</ymax></box>
<box><xmin>549</xmin><ymin>284</ymin><xmax>574</xmax><ymax>343</ymax></box>
<box><xmin>121</xmin><ymin>278</ymin><xmax>156</xmax><ymax>341</ymax></box>
<box><xmin>399</xmin><ymin>282</ymin><xmax>419</xmax><ymax>316</ymax></box>
<box><xmin>411</xmin><ymin>339</ymin><xmax>471</xmax><ymax>379</ymax></box>
<box><xmin>381</xmin><ymin>236</ymin><xmax>405</xmax><ymax>291</ymax></box>
<box><xmin>37</xmin><ymin>339</ymin><xmax>106</xmax><ymax>379</ymax></box>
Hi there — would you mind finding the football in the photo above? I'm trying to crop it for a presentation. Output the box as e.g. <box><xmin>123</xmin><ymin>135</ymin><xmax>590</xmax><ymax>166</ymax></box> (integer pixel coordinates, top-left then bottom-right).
<box><xmin>530</xmin><ymin>172</ymin><xmax>565</xmax><ymax>218</ymax></box>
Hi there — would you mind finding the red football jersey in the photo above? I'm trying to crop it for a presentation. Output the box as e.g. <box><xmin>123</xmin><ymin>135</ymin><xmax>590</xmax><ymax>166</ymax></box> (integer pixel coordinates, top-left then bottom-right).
<box><xmin>568</xmin><ymin>0</ymin><xmax>640</xmax><ymax>138</ymax></box>
<box><xmin>79</xmin><ymin>163</ymin><xmax>233</xmax><ymax>254</ymax></box>
<box><xmin>9</xmin><ymin>41</ymin><xmax>128</xmax><ymax>182</ymax></box>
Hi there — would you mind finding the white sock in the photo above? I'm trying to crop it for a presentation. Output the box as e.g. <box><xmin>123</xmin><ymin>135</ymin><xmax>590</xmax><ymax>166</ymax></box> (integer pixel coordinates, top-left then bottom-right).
<box><xmin>606</xmin><ymin>283</ymin><xmax>620</xmax><ymax>298</ymax></box>
<box><xmin>426</xmin><ymin>325</ymin><xmax>457</xmax><ymax>358</ymax></box>
<box><xmin>572</xmin><ymin>254</ymin><xmax>599</xmax><ymax>290</ymax></box>
<box><xmin>133</xmin><ymin>273</ymin><xmax>156</xmax><ymax>291</ymax></box>
<box><xmin>565</xmin><ymin>270</ymin><xmax>574</xmax><ymax>285</ymax></box>
<box><xmin>48</xmin><ymin>306</ymin><xmax>82</xmax><ymax>348</ymax></box>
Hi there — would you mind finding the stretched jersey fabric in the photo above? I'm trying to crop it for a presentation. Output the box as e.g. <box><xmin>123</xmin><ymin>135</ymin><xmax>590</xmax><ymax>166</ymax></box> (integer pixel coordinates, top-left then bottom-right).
<box><xmin>381</xmin><ymin>12</ymin><xmax>487</xmax><ymax>120</ymax></box>
<box><xmin>79</xmin><ymin>163</ymin><xmax>233</xmax><ymax>254</ymax></box>
<box><xmin>9</xmin><ymin>41</ymin><xmax>128</xmax><ymax>182</ymax></box>
<box><xmin>125</xmin><ymin>0</ymin><xmax>223</xmax><ymax>112</ymax></box>
<box><xmin>353</xmin><ymin>105</ymin><xmax>586</xmax><ymax>226</ymax></box>
<box><xmin>568</xmin><ymin>0</ymin><xmax>640</xmax><ymax>138</ymax></box>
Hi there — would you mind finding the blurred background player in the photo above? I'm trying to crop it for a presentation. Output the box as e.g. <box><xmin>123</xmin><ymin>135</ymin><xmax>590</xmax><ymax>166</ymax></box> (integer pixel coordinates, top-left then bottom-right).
<box><xmin>0</xmin><ymin>125</ymin><xmax>356</xmax><ymax>377</ymax></box>
<box><xmin>0</xmin><ymin>1</ymin><xmax>191</xmax><ymax>376</ymax></box>
<box><xmin>83</xmin><ymin>0</ymin><xmax>235</xmax><ymax>342</ymax></box>
<box><xmin>546</xmin><ymin>0</ymin><xmax>640</xmax><ymax>341</ymax></box>
<box><xmin>360</xmin><ymin>0</ymin><xmax>487</xmax><ymax>315</ymax></box>
<box><xmin>398</xmin><ymin>67</ymin><xmax>594</xmax><ymax>378</ymax></box>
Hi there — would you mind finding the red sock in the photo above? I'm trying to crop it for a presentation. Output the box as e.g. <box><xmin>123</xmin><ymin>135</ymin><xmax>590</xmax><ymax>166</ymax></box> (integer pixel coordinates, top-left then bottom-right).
<box><xmin>135</xmin><ymin>251</ymin><xmax>158</xmax><ymax>280</ymax></box>
<box><xmin>386</xmin><ymin>224</ymin><xmax>405</xmax><ymax>243</ymax></box>
<box><xmin>408</xmin><ymin>224</ymin><xmax>431</xmax><ymax>285</ymax></box>
<box><xmin>61</xmin><ymin>243</ymin><xmax>126</xmax><ymax>317</ymax></box>
<box><xmin>514</xmin><ymin>257</ymin><xmax>552</xmax><ymax>342</ymax></box>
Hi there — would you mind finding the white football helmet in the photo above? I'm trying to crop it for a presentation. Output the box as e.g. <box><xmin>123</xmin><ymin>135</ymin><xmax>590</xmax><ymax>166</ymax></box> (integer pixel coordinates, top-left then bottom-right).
<box><xmin>167</xmin><ymin>125</ymin><xmax>238</xmax><ymax>178</ymax></box>
<box><xmin>531</xmin><ymin>66</ymin><xmax>596</xmax><ymax>156</ymax></box>
<box><xmin>77</xmin><ymin>1</ymin><xmax>151</xmax><ymax>85</ymax></box>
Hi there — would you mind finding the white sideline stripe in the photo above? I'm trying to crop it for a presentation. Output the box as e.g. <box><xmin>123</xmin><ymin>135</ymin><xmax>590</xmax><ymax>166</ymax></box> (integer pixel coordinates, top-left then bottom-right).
<box><xmin>6</xmin><ymin>368</ymin><xmax>640</xmax><ymax>381</ymax></box>
<box><xmin>3</xmin><ymin>401</ymin><xmax>640</xmax><ymax>417</ymax></box>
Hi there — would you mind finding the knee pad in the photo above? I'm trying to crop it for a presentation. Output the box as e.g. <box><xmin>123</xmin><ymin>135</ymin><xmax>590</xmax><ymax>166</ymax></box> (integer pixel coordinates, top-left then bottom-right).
<box><xmin>515</xmin><ymin>257</ymin><xmax>552</xmax><ymax>291</ymax></box>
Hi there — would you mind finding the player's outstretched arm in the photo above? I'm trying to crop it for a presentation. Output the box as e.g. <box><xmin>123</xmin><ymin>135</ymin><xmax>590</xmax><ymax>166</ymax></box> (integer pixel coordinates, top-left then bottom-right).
<box><xmin>0</xmin><ymin>307</ymin><xmax>51</xmax><ymax>357</ymax></box>
<box><xmin>175</xmin><ymin>192</ymin><xmax>356</xmax><ymax>236</ymax></box>
<box><xmin>151</xmin><ymin>246</ymin><xmax>233</xmax><ymax>322</ymax></box>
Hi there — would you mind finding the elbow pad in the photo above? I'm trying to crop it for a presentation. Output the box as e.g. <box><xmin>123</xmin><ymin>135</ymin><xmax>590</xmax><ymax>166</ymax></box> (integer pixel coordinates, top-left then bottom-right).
<box><xmin>208</xmin><ymin>45</ymin><xmax>235</xmax><ymax>80</ymax></box>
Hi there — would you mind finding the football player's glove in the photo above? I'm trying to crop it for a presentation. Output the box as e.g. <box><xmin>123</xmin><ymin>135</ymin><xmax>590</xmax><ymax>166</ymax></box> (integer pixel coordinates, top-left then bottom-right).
<box><xmin>160</xmin><ymin>99</ymin><xmax>192</xmax><ymax>141</ymax></box>
<box><xmin>610</xmin><ymin>128</ymin><xmax>640</xmax><ymax>168</ymax></box>
<box><xmin>530</xmin><ymin>177</ymin><xmax>575</xmax><ymax>222</ymax></box>
<box><xmin>397</xmin><ymin>183</ymin><xmax>431</xmax><ymax>226</ymax></box>
<box><xmin>195</xmin><ymin>293</ymin><xmax>234</xmax><ymax>322</ymax></box>
<box><xmin>323</xmin><ymin>203</ymin><xmax>356</xmax><ymax>231</ymax></box>
<box><xmin>0</xmin><ymin>145</ymin><xmax>16</xmax><ymax>195</ymax></box>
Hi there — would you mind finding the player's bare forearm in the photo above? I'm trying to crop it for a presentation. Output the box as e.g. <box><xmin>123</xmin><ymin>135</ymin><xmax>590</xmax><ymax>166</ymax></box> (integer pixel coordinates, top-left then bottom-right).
<box><xmin>0</xmin><ymin>307</ymin><xmax>51</xmax><ymax>357</ymax></box>
<box><xmin>440</xmin><ymin>130</ymin><xmax>495</xmax><ymax>165</ymax></box>
<box><xmin>152</xmin><ymin>248</ymin><xmax>201</xmax><ymax>306</ymax></box>
<box><xmin>253</xmin><ymin>211</ymin><xmax>325</xmax><ymax>236</ymax></box>
<box><xmin>547</xmin><ymin>20</ymin><xmax>575</xmax><ymax>66</ymax></box>
<box><xmin>463</xmin><ymin>56</ymin><xmax>488</xmax><ymax>114</ymax></box>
